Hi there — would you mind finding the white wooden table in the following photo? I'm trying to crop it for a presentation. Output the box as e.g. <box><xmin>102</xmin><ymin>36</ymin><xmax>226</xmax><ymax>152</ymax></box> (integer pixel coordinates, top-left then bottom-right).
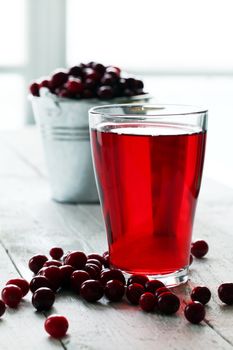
<box><xmin>0</xmin><ymin>127</ymin><xmax>232</xmax><ymax>350</ymax></box>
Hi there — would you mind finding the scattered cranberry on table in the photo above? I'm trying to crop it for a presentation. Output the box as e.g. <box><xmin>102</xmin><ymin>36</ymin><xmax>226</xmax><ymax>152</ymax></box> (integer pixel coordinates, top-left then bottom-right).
<box><xmin>0</xmin><ymin>300</ymin><xmax>6</xmax><ymax>317</ymax></box>
<box><xmin>28</xmin><ymin>254</ymin><xmax>48</xmax><ymax>274</ymax></box>
<box><xmin>44</xmin><ymin>314</ymin><xmax>69</xmax><ymax>339</ymax></box>
<box><xmin>104</xmin><ymin>280</ymin><xmax>125</xmax><ymax>302</ymax></box>
<box><xmin>63</xmin><ymin>251</ymin><xmax>87</xmax><ymax>270</ymax></box>
<box><xmin>40</xmin><ymin>266</ymin><xmax>62</xmax><ymax>292</ymax></box>
<box><xmin>80</xmin><ymin>280</ymin><xmax>104</xmax><ymax>302</ymax></box>
<box><xmin>6</xmin><ymin>278</ymin><xmax>29</xmax><ymax>297</ymax></box>
<box><xmin>184</xmin><ymin>301</ymin><xmax>206</xmax><ymax>324</ymax></box>
<box><xmin>1</xmin><ymin>284</ymin><xmax>23</xmax><ymax>308</ymax></box>
<box><xmin>154</xmin><ymin>287</ymin><xmax>171</xmax><ymax>299</ymax></box>
<box><xmin>32</xmin><ymin>287</ymin><xmax>55</xmax><ymax>311</ymax></box>
<box><xmin>100</xmin><ymin>268</ymin><xmax>125</xmax><ymax>286</ymax></box>
<box><xmin>30</xmin><ymin>276</ymin><xmax>52</xmax><ymax>293</ymax></box>
<box><xmin>218</xmin><ymin>283</ymin><xmax>233</xmax><ymax>305</ymax></box>
<box><xmin>127</xmin><ymin>274</ymin><xmax>149</xmax><ymax>287</ymax></box>
<box><xmin>49</xmin><ymin>247</ymin><xmax>64</xmax><ymax>260</ymax></box>
<box><xmin>191</xmin><ymin>286</ymin><xmax>211</xmax><ymax>305</ymax></box>
<box><xmin>43</xmin><ymin>260</ymin><xmax>62</xmax><ymax>268</ymax></box>
<box><xmin>84</xmin><ymin>264</ymin><xmax>100</xmax><ymax>280</ymax></box>
<box><xmin>139</xmin><ymin>292</ymin><xmax>157</xmax><ymax>312</ymax></box>
<box><xmin>189</xmin><ymin>254</ymin><xmax>193</xmax><ymax>265</ymax></box>
<box><xmin>157</xmin><ymin>292</ymin><xmax>180</xmax><ymax>315</ymax></box>
<box><xmin>145</xmin><ymin>280</ymin><xmax>165</xmax><ymax>294</ymax></box>
<box><xmin>87</xmin><ymin>253</ymin><xmax>105</xmax><ymax>265</ymax></box>
<box><xmin>86</xmin><ymin>258</ymin><xmax>102</xmax><ymax>270</ymax></box>
<box><xmin>59</xmin><ymin>265</ymin><xmax>75</xmax><ymax>287</ymax></box>
<box><xmin>191</xmin><ymin>240</ymin><xmax>209</xmax><ymax>258</ymax></box>
<box><xmin>126</xmin><ymin>283</ymin><xmax>145</xmax><ymax>305</ymax></box>
<box><xmin>70</xmin><ymin>270</ymin><xmax>90</xmax><ymax>294</ymax></box>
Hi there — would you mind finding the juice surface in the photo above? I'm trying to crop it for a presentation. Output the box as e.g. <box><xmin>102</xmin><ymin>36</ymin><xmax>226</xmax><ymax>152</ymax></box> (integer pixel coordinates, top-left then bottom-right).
<box><xmin>91</xmin><ymin>123</ymin><xmax>206</xmax><ymax>275</ymax></box>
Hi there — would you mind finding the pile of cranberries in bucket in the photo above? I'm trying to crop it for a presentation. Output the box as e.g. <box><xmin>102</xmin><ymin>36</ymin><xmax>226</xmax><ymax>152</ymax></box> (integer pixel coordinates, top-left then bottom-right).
<box><xmin>29</xmin><ymin>62</ymin><xmax>146</xmax><ymax>100</ymax></box>
<box><xmin>0</xmin><ymin>239</ymin><xmax>233</xmax><ymax>340</ymax></box>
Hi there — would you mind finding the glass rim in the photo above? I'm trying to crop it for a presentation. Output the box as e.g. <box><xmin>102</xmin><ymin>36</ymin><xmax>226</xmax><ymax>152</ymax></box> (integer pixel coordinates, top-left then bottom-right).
<box><xmin>89</xmin><ymin>103</ymin><xmax>208</xmax><ymax>119</ymax></box>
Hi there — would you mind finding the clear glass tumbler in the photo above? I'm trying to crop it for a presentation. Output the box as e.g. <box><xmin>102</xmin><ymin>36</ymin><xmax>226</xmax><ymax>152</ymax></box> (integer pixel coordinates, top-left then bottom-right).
<box><xmin>89</xmin><ymin>104</ymin><xmax>208</xmax><ymax>285</ymax></box>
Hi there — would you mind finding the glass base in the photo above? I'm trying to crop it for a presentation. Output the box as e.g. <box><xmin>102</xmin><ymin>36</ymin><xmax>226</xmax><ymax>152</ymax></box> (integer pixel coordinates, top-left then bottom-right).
<box><xmin>123</xmin><ymin>266</ymin><xmax>189</xmax><ymax>287</ymax></box>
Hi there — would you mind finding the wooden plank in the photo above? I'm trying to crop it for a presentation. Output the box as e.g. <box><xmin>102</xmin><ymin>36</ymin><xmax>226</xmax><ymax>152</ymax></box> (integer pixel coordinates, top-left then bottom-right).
<box><xmin>0</xmin><ymin>130</ymin><xmax>233</xmax><ymax>349</ymax></box>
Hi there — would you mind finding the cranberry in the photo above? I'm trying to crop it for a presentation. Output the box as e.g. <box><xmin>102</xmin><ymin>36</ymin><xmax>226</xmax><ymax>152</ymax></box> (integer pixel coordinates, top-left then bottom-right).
<box><xmin>6</xmin><ymin>278</ymin><xmax>29</xmax><ymax>297</ymax></box>
<box><xmin>64</xmin><ymin>251</ymin><xmax>87</xmax><ymax>269</ymax></box>
<box><xmin>30</xmin><ymin>276</ymin><xmax>51</xmax><ymax>293</ymax></box>
<box><xmin>70</xmin><ymin>270</ymin><xmax>90</xmax><ymax>294</ymax></box>
<box><xmin>189</xmin><ymin>254</ymin><xmax>193</xmax><ymax>265</ymax></box>
<box><xmin>1</xmin><ymin>285</ymin><xmax>22</xmax><ymax>308</ymax></box>
<box><xmin>184</xmin><ymin>301</ymin><xmax>205</xmax><ymax>324</ymax></box>
<box><xmin>191</xmin><ymin>240</ymin><xmax>209</xmax><ymax>258</ymax></box>
<box><xmin>49</xmin><ymin>247</ymin><xmax>64</xmax><ymax>260</ymax></box>
<box><xmin>29</xmin><ymin>82</ymin><xmax>39</xmax><ymax>96</ymax></box>
<box><xmin>126</xmin><ymin>283</ymin><xmax>145</xmax><ymax>305</ymax></box>
<box><xmin>80</xmin><ymin>280</ymin><xmax>104</xmax><ymax>302</ymax></box>
<box><xmin>84</xmin><ymin>68</ymin><xmax>101</xmax><ymax>81</ymax></box>
<box><xmin>84</xmin><ymin>264</ymin><xmax>100</xmax><ymax>280</ymax></box>
<box><xmin>145</xmin><ymin>280</ymin><xmax>165</xmax><ymax>294</ymax></box>
<box><xmin>43</xmin><ymin>260</ymin><xmax>62</xmax><ymax>268</ymax></box>
<box><xmin>102</xmin><ymin>251</ymin><xmax>110</xmax><ymax>268</ymax></box>
<box><xmin>83</xmin><ymin>89</ymin><xmax>94</xmax><ymax>98</ymax></box>
<box><xmin>44</xmin><ymin>314</ymin><xmax>69</xmax><ymax>339</ymax></box>
<box><xmin>58</xmin><ymin>89</ymin><xmax>72</xmax><ymax>98</ymax></box>
<box><xmin>40</xmin><ymin>266</ymin><xmax>62</xmax><ymax>292</ymax></box>
<box><xmin>127</xmin><ymin>274</ymin><xmax>149</xmax><ymax>287</ymax></box>
<box><xmin>135</xmin><ymin>79</ymin><xmax>144</xmax><ymax>89</ymax></box>
<box><xmin>191</xmin><ymin>286</ymin><xmax>211</xmax><ymax>305</ymax></box>
<box><xmin>123</xmin><ymin>88</ymin><xmax>134</xmax><ymax>97</ymax></box>
<box><xmin>50</xmin><ymin>71</ymin><xmax>68</xmax><ymax>89</ymax></box>
<box><xmin>139</xmin><ymin>292</ymin><xmax>156</xmax><ymax>312</ymax></box>
<box><xmin>68</xmin><ymin>65</ymin><xmax>83</xmax><ymax>77</ymax></box>
<box><xmin>66</xmin><ymin>79</ymin><xmax>84</xmax><ymax>94</ymax></box>
<box><xmin>39</xmin><ymin>79</ymin><xmax>50</xmax><ymax>89</ymax></box>
<box><xmin>100</xmin><ymin>269</ymin><xmax>125</xmax><ymax>286</ymax></box>
<box><xmin>157</xmin><ymin>292</ymin><xmax>180</xmax><ymax>314</ymax></box>
<box><xmin>218</xmin><ymin>283</ymin><xmax>233</xmax><ymax>305</ymax></box>
<box><xmin>84</xmin><ymin>78</ymin><xmax>96</xmax><ymax>90</ymax></box>
<box><xmin>97</xmin><ymin>86</ymin><xmax>114</xmax><ymax>99</ymax></box>
<box><xmin>101</xmin><ymin>73</ymin><xmax>116</xmax><ymax>86</ymax></box>
<box><xmin>0</xmin><ymin>300</ymin><xmax>6</xmax><ymax>317</ymax></box>
<box><xmin>154</xmin><ymin>287</ymin><xmax>171</xmax><ymax>299</ymax></box>
<box><xmin>106</xmin><ymin>66</ymin><xmax>121</xmax><ymax>77</ymax></box>
<box><xmin>32</xmin><ymin>287</ymin><xmax>55</xmax><ymax>311</ymax></box>
<box><xmin>88</xmin><ymin>253</ymin><xmax>105</xmax><ymax>265</ymax></box>
<box><xmin>28</xmin><ymin>254</ymin><xmax>48</xmax><ymax>274</ymax></box>
<box><xmin>59</xmin><ymin>265</ymin><xmax>74</xmax><ymax>287</ymax></box>
<box><xmin>104</xmin><ymin>280</ymin><xmax>125</xmax><ymax>302</ymax></box>
<box><xmin>86</xmin><ymin>259</ymin><xmax>102</xmax><ymax>269</ymax></box>
<box><xmin>92</xmin><ymin>63</ymin><xmax>105</xmax><ymax>74</ymax></box>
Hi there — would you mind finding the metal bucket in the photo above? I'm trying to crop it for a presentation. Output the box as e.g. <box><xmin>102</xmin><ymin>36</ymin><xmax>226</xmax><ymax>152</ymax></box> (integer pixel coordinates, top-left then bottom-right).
<box><xmin>30</xmin><ymin>89</ymin><xmax>151</xmax><ymax>203</ymax></box>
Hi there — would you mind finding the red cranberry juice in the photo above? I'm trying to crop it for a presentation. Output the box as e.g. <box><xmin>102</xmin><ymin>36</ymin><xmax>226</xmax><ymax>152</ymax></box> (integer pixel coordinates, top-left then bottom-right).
<box><xmin>91</xmin><ymin>123</ymin><xmax>206</xmax><ymax>275</ymax></box>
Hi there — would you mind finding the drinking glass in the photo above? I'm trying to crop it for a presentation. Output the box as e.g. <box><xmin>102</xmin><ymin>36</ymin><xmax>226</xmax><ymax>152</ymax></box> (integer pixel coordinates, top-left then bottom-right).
<box><xmin>89</xmin><ymin>104</ymin><xmax>208</xmax><ymax>285</ymax></box>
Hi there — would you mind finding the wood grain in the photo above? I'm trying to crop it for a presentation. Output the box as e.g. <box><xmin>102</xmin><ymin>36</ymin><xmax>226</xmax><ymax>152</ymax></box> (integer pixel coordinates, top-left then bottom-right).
<box><xmin>0</xmin><ymin>128</ymin><xmax>233</xmax><ymax>349</ymax></box>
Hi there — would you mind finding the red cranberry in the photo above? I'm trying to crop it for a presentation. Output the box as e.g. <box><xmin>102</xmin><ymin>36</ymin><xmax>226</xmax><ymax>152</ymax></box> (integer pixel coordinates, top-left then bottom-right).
<box><xmin>32</xmin><ymin>287</ymin><xmax>55</xmax><ymax>311</ymax></box>
<box><xmin>80</xmin><ymin>280</ymin><xmax>104</xmax><ymax>302</ymax></box>
<box><xmin>104</xmin><ymin>280</ymin><xmax>125</xmax><ymax>302</ymax></box>
<box><xmin>68</xmin><ymin>65</ymin><xmax>83</xmax><ymax>77</ymax></box>
<box><xmin>191</xmin><ymin>240</ymin><xmax>209</xmax><ymax>258</ymax></box>
<box><xmin>154</xmin><ymin>287</ymin><xmax>171</xmax><ymax>299</ymax></box>
<box><xmin>0</xmin><ymin>300</ymin><xmax>6</xmax><ymax>317</ymax></box>
<box><xmin>50</xmin><ymin>71</ymin><xmax>68</xmax><ymax>89</ymax></box>
<box><xmin>58</xmin><ymin>89</ymin><xmax>72</xmax><ymax>98</ymax></box>
<box><xmin>127</xmin><ymin>274</ymin><xmax>149</xmax><ymax>287</ymax></box>
<box><xmin>100</xmin><ymin>73</ymin><xmax>116</xmax><ymax>86</ymax></box>
<box><xmin>139</xmin><ymin>292</ymin><xmax>156</xmax><ymax>312</ymax></box>
<box><xmin>88</xmin><ymin>253</ymin><xmax>105</xmax><ymax>265</ymax></box>
<box><xmin>64</xmin><ymin>251</ymin><xmax>87</xmax><ymax>269</ymax></box>
<box><xmin>70</xmin><ymin>270</ymin><xmax>90</xmax><ymax>294</ymax></box>
<box><xmin>86</xmin><ymin>259</ymin><xmax>102</xmax><ymax>269</ymax></box>
<box><xmin>49</xmin><ymin>247</ymin><xmax>64</xmax><ymax>260</ymax></box>
<box><xmin>1</xmin><ymin>285</ymin><xmax>22</xmax><ymax>308</ymax></box>
<box><xmin>84</xmin><ymin>68</ymin><xmax>101</xmax><ymax>81</ymax></box>
<box><xmin>43</xmin><ymin>260</ymin><xmax>62</xmax><ymax>268</ymax></box>
<box><xmin>30</xmin><ymin>276</ymin><xmax>51</xmax><ymax>293</ymax></box>
<box><xmin>84</xmin><ymin>264</ymin><xmax>100</xmax><ymax>280</ymax></box>
<box><xmin>29</xmin><ymin>82</ymin><xmax>39</xmax><ymax>96</ymax></box>
<box><xmin>135</xmin><ymin>79</ymin><xmax>144</xmax><ymax>89</ymax></box>
<box><xmin>218</xmin><ymin>283</ymin><xmax>233</xmax><ymax>305</ymax></box>
<box><xmin>84</xmin><ymin>78</ymin><xmax>96</xmax><ymax>89</ymax></box>
<box><xmin>92</xmin><ymin>63</ymin><xmax>105</xmax><ymax>74</ymax></box>
<box><xmin>157</xmin><ymin>292</ymin><xmax>180</xmax><ymax>314</ymax></box>
<box><xmin>59</xmin><ymin>265</ymin><xmax>74</xmax><ymax>287</ymax></box>
<box><xmin>145</xmin><ymin>280</ymin><xmax>165</xmax><ymax>294</ymax></box>
<box><xmin>123</xmin><ymin>88</ymin><xmax>134</xmax><ymax>97</ymax></box>
<box><xmin>66</xmin><ymin>79</ymin><xmax>84</xmax><ymax>94</ymax></box>
<box><xmin>44</xmin><ymin>314</ymin><xmax>69</xmax><ymax>339</ymax></box>
<box><xmin>126</xmin><ymin>283</ymin><xmax>145</xmax><ymax>305</ymax></box>
<box><xmin>106</xmin><ymin>66</ymin><xmax>121</xmax><ymax>77</ymax></box>
<box><xmin>102</xmin><ymin>251</ymin><xmax>110</xmax><ymax>268</ymax></box>
<box><xmin>97</xmin><ymin>86</ymin><xmax>114</xmax><ymax>99</ymax></box>
<box><xmin>39</xmin><ymin>79</ymin><xmax>50</xmax><ymax>89</ymax></box>
<box><xmin>189</xmin><ymin>254</ymin><xmax>193</xmax><ymax>265</ymax></box>
<box><xmin>28</xmin><ymin>254</ymin><xmax>48</xmax><ymax>274</ymax></box>
<box><xmin>100</xmin><ymin>269</ymin><xmax>125</xmax><ymax>286</ymax></box>
<box><xmin>126</xmin><ymin>78</ymin><xmax>137</xmax><ymax>89</ymax></box>
<box><xmin>40</xmin><ymin>266</ymin><xmax>62</xmax><ymax>292</ymax></box>
<box><xmin>6</xmin><ymin>278</ymin><xmax>29</xmax><ymax>297</ymax></box>
<box><xmin>191</xmin><ymin>286</ymin><xmax>211</xmax><ymax>305</ymax></box>
<box><xmin>184</xmin><ymin>301</ymin><xmax>205</xmax><ymax>324</ymax></box>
